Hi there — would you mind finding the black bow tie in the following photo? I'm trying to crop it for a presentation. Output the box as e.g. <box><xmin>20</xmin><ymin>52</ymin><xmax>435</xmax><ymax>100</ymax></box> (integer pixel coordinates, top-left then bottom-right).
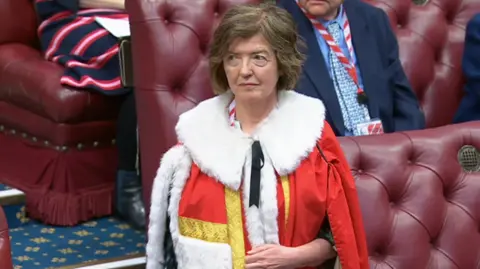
<box><xmin>249</xmin><ymin>141</ymin><xmax>264</xmax><ymax>208</ymax></box>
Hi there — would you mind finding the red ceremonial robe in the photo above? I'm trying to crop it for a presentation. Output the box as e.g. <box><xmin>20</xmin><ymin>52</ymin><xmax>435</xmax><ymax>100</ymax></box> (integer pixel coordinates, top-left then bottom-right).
<box><xmin>146</xmin><ymin>90</ymin><xmax>369</xmax><ymax>269</ymax></box>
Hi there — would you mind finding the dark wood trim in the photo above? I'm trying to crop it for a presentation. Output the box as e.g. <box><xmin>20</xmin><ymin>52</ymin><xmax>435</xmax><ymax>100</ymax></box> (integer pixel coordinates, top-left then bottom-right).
<box><xmin>0</xmin><ymin>193</ymin><xmax>26</xmax><ymax>206</ymax></box>
<box><xmin>53</xmin><ymin>253</ymin><xmax>145</xmax><ymax>269</ymax></box>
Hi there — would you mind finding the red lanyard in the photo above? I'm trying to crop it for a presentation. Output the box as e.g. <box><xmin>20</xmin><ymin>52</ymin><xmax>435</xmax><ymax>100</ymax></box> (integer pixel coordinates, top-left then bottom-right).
<box><xmin>229</xmin><ymin>99</ymin><xmax>236</xmax><ymax>127</ymax></box>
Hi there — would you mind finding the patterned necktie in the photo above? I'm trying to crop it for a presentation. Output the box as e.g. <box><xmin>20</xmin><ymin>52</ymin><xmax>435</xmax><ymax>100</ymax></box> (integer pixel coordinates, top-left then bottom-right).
<box><xmin>327</xmin><ymin>22</ymin><xmax>368</xmax><ymax>135</ymax></box>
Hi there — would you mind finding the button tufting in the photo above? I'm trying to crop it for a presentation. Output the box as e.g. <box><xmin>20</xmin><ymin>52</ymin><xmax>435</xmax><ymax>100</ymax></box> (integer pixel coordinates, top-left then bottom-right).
<box><xmin>375</xmin><ymin>248</ymin><xmax>385</xmax><ymax>257</ymax></box>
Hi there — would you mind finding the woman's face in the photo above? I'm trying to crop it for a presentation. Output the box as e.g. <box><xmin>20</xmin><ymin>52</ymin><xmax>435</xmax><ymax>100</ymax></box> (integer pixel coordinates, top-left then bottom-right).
<box><xmin>223</xmin><ymin>33</ymin><xmax>279</xmax><ymax>103</ymax></box>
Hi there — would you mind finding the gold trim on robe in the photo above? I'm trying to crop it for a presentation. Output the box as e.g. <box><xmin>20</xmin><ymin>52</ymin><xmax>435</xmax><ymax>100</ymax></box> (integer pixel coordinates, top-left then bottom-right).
<box><xmin>225</xmin><ymin>187</ymin><xmax>245</xmax><ymax>269</ymax></box>
<box><xmin>178</xmin><ymin>217</ymin><xmax>228</xmax><ymax>243</ymax></box>
<box><xmin>280</xmin><ymin>175</ymin><xmax>290</xmax><ymax>229</ymax></box>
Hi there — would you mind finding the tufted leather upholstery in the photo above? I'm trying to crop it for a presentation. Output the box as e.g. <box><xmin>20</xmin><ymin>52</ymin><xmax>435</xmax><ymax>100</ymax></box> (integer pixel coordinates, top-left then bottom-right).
<box><xmin>0</xmin><ymin>207</ymin><xmax>13</xmax><ymax>269</ymax></box>
<box><xmin>341</xmin><ymin>122</ymin><xmax>480</xmax><ymax>268</ymax></box>
<box><xmin>127</xmin><ymin>0</ymin><xmax>480</xmax><ymax>268</ymax></box>
<box><xmin>366</xmin><ymin>0</ymin><xmax>480</xmax><ymax>128</ymax></box>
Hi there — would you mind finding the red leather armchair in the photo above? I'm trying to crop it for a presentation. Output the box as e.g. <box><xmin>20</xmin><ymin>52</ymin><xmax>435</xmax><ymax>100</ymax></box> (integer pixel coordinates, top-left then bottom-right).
<box><xmin>0</xmin><ymin>0</ymin><xmax>120</xmax><ymax>225</ymax></box>
<box><xmin>0</xmin><ymin>207</ymin><xmax>13</xmax><ymax>269</ymax></box>
<box><xmin>342</xmin><ymin>122</ymin><xmax>480</xmax><ymax>268</ymax></box>
<box><xmin>127</xmin><ymin>0</ymin><xmax>480</xmax><ymax>268</ymax></box>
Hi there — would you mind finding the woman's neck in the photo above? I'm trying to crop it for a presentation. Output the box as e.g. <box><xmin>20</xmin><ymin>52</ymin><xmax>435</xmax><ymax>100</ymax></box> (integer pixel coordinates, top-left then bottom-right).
<box><xmin>235</xmin><ymin>94</ymin><xmax>277</xmax><ymax>135</ymax></box>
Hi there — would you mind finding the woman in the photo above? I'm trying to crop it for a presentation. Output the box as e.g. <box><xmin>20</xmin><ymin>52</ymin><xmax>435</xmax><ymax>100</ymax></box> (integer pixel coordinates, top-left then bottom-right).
<box><xmin>146</xmin><ymin>3</ymin><xmax>369</xmax><ymax>269</ymax></box>
<box><xmin>34</xmin><ymin>0</ymin><xmax>145</xmax><ymax>229</ymax></box>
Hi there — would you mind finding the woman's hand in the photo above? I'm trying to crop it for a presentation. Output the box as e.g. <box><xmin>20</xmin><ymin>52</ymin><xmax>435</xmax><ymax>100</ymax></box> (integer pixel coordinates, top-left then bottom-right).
<box><xmin>245</xmin><ymin>239</ymin><xmax>336</xmax><ymax>268</ymax></box>
<box><xmin>245</xmin><ymin>244</ymin><xmax>298</xmax><ymax>269</ymax></box>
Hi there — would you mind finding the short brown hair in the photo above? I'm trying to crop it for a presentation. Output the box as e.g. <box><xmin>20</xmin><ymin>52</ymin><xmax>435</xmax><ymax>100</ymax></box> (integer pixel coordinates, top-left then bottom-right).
<box><xmin>209</xmin><ymin>3</ymin><xmax>305</xmax><ymax>94</ymax></box>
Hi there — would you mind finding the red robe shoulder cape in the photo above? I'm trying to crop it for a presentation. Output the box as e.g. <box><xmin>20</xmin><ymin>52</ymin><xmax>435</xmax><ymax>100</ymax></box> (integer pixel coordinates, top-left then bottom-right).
<box><xmin>145</xmin><ymin>91</ymin><xmax>369</xmax><ymax>269</ymax></box>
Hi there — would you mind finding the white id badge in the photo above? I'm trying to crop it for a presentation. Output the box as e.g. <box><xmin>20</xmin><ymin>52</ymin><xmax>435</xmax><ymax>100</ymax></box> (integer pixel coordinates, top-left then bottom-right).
<box><xmin>355</xmin><ymin>119</ymin><xmax>384</xmax><ymax>136</ymax></box>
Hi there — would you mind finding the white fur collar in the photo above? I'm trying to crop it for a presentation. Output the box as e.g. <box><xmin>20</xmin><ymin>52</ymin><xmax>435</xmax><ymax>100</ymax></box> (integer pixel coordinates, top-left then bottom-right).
<box><xmin>175</xmin><ymin>90</ymin><xmax>325</xmax><ymax>190</ymax></box>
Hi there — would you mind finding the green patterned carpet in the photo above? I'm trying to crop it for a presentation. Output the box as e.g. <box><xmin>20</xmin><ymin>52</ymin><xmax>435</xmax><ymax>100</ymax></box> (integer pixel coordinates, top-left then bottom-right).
<box><xmin>9</xmin><ymin>217</ymin><xmax>146</xmax><ymax>269</ymax></box>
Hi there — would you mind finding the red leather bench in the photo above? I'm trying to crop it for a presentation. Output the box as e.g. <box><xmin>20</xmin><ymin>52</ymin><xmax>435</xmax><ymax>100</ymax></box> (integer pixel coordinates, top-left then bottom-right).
<box><xmin>0</xmin><ymin>207</ymin><xmax>13</xmax><ymax>269</ymax></box>
<box><xmin>341</xmin><ymin>122</ymin><xmax>480</xmax><ymax>268</ymax></box>
<box><xmin>0</xmin><ymin>0</ymin><xmax>120</xmax><ymax>225</ymax></box>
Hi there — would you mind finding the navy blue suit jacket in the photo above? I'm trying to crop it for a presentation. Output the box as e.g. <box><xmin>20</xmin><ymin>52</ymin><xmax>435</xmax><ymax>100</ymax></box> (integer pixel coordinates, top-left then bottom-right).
<box><xmin>278</xmin><ymin>0</ymin><xmax>425</xmax><ymax>136</ymax></box>
<box><xmin>453</xmin><ymin>13</ymin><xmax>480</xmax><ymax>123</ymax></box>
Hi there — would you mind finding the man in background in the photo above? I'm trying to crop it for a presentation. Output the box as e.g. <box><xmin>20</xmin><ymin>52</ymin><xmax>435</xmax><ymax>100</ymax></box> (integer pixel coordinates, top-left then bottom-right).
<box><xmin>278</xmin><ymin>0</ymin><xmax>425</xmax><ymax>136</ymax></box>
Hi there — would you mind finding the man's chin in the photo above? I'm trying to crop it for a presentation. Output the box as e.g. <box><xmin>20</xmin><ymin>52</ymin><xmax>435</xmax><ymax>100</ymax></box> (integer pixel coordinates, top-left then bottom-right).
<box><xmin>306</xmin><ymin>5</ymin><xmax>330</xmax><ymax>17</ymax></box>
